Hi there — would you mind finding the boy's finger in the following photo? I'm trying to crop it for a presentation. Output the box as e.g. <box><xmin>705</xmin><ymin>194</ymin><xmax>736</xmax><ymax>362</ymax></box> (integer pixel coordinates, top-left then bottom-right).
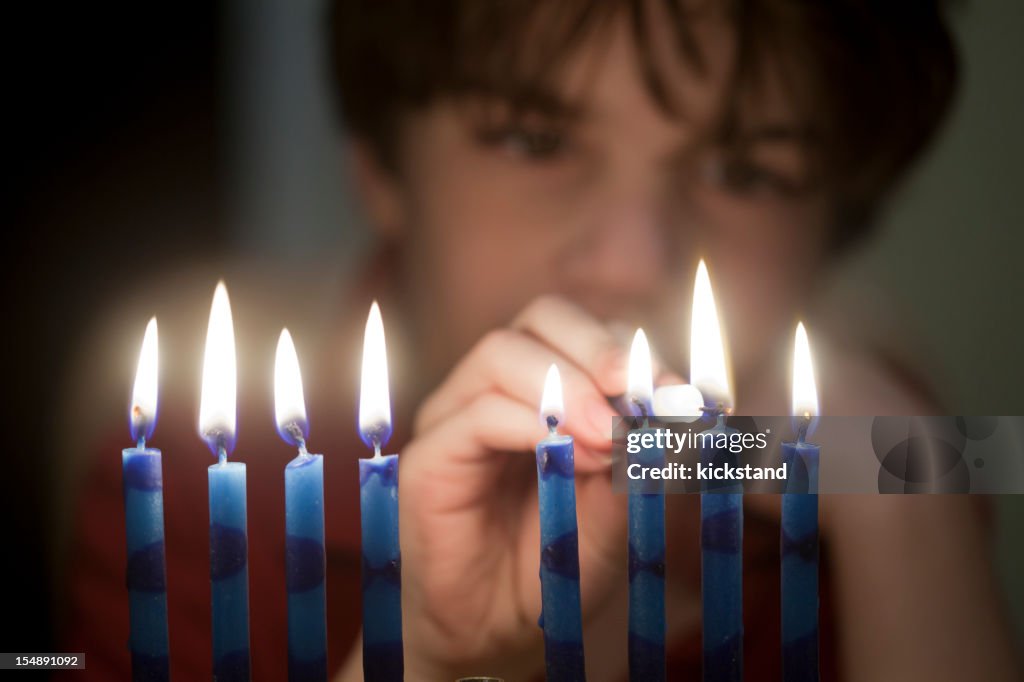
<box><xmin>406</xmin><ymin>392</ymin><xmax>612</xmax><ymax>499</ymax></box>
<box><xmin>511</xmin><ymin>295</ymin><xmax>629</xmax><ymax>397</ymax></box>
<box><xmin>413</xmin><ymin>328</ymin><xmax>616</xmax><ymax>453</ymax></box>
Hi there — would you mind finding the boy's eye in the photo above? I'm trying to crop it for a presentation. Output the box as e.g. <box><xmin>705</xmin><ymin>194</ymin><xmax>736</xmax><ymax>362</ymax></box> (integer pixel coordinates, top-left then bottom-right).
<box><xmin>702</xmin><ymin>154</ymin><xmax>803</xmax><ymax>198</ymax></box>
<box><xmin>476</xmin><ymin>125</ymin><xmax>568</xmax><ymax>161</ymax></box>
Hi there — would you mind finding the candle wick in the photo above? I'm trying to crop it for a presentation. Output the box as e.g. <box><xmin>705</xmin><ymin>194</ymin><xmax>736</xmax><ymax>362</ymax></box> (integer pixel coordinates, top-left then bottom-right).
<box><xmin>287</xmin><ymin>422</ymin><xmax>308</xmax><ymax>454</ymax></box>
<box><xmin>632</xmin><ymin>398</ymin><xmax>650</xmax><ymax>429</ymax></box>
<box><xmin>546</xmin><ymin>413</ymin><xmax>559</xmax><ymax>436</ymax></box>
<box><xmin>797</xmin><ymin>417</ymin><xmax>810</xmax><ymax>444</ymax></box>
<box><xmin>372</xmin><ymin>435</ymin><xmax>382</xmax><ymax>459</ymax></box>
<box><xmin>137</xmin><ymin>437</ymin><xmax>146</xmax><ymax>450</ymax></box>
<box><xmin>218</xmin><ymin>445</ymin><xmax>227</xmax><ymax>465</ymax></box>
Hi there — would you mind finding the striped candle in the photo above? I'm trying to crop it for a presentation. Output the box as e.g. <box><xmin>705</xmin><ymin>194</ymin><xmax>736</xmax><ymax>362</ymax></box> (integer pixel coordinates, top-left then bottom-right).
<box><xmin>123</xmin><ymin>447</ymin><xmax>170</xmax><ymax>681</ymax></box>
<box><xmin>123</xmin><ymin>316</ymin><xmax>169</xmax><ymax>682</ymax></box>
<box><xmin>209</xmin><ymin>460</ymin><xmax>250</xmax><ymax>681</ymax></box>
<box><xmin>276</xmin><ymin>328</ymin><xmax>328</xmax><ymax>681</ymax></box>
<box><xmin>536</xmin><ymin>365</ymin><xmax>586</xmax><ymax>681</ymax></box>
<box><xmin>781</xmin><ymin>322</ymin><xmax>821</xmax><ymax>682</ymax></box>
<box><xmin>358</xmin><ymin>302</ymin><xmax>403</xmax><ymax>682</ymax></box>
<box><xmin>286</xmin><ymin>454</ymin><xmax>327</xmax><ymax>681</ymax></box>
<box><xmin>781</xmin><ymin>439</ymin><xmax>819</xmax><ymax>681</ymax></box>
<box><xmin>625</xmin><ymin>329</ymin><xmax>666</xmax><ymax>681</ymax></box>
<box><xmin>700</xmin><ymin>414</ymin><xmax>743</xmax><ymax>682</ymax></box>
<box><xmin>689</xmin><ymin>260</ymin><xmax>742</xmax><ymax>682</ymax></box>
<box><xmin>359</xmin><ymin>454</ymin><xmax>403</xmax><ymax>680</ymax></box>
<box><xmin>627</xmin><ymin>431</ymin><xmax>666</xmax><ymax>681</ymax></box>
<box><xmin>199</xmin><ymin>282</ymin><xmax>250</xmax><ymax>681</ymax></box>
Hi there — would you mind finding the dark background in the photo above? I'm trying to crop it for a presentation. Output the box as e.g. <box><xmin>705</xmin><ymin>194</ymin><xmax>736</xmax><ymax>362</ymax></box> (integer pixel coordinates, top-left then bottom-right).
<box><xmin>3</xmin><ymin>2</ymin><xmax>224</xmax><ymax>652</ymax></box>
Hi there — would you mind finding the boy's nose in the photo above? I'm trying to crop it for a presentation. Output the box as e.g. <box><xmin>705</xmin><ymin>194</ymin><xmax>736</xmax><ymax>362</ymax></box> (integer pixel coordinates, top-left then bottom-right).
<box><xmin>562</xmin><ymin>183</ymin><xmax>673</xmax><ymax>308</ymax></box>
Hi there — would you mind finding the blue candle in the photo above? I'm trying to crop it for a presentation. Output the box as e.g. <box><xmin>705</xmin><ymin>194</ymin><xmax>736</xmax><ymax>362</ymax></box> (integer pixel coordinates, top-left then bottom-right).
<box><xmin>781</xmin><ymin>323</ymin><xmax>820</xmax><ymax>682</ymax></box>
<box><xmin>690</xmin><ymin>260</ymin><xmax>742</xmax><ymax>682</ymax></box>
<box><xmin>275</xmin><ymin>329</ymin><xmax>327</xmax><ymax>681</ymax></box>
<box><xmin>358</xmin><ymin>302</ymin><xmax>403</xmax><ymax>682</ymax></box>
<box><xmin>625</xmin><ymin>330</ymin><xmax>666</xmax><ymax>682</ymax></box>
<box><xmin>700</xmin><ymin>414</ymin><xmax>743</xmax><ymax>682</ymax></box>
<box><xmin>123</xmin><ymin>317</ymin><xmax>170</xmax><ymax>682</ymax></box>
<box><xmin>199</xmin><ymin>282</ymin><xmax>250</xmax><ymax>681</ymax></box>
<box><xmin>536</xmin><ymin>364</ymin><xmax>587</xmax><ymax>681</ymax></box>
<box><xmin>208</xmin><ymin>460</ymin><xmax>250</xmax><ymax>681</ymax></box>
<box><xmin>359</xmin><ymin>453</ymin><xmax>402</xmax><ymax>681</ymax></box>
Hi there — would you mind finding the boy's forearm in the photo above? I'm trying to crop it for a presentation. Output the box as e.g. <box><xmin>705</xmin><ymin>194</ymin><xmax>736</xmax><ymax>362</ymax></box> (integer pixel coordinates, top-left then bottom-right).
<box><xmin>827</xmin><ymin>496</ymin><xmax>1020</xmax><ymax>682</ymax></box>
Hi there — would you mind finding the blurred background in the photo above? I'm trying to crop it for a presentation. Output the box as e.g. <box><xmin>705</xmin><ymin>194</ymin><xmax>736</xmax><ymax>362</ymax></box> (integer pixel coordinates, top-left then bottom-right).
<box><xmin>2</xmin><ymin>0</ymin><xmax>1022</xmax><ymax>656</ymax></box>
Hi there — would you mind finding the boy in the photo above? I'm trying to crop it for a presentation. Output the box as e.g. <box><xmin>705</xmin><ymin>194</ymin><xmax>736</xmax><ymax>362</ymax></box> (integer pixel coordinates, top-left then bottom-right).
<box><xmin>328</xmin><ymin>1</ymin><xmax>1017</xmax><ymax>679</ymax></box>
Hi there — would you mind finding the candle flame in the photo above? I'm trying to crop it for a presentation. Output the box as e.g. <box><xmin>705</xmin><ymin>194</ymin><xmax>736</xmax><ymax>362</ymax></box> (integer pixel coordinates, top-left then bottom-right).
<box><xmin>199</xmin><ymin>282</ymin><xmax>237</xmax><ymax>456</ymax></box>
<box><xmin>627</xmin><ymin>328</ymin><xmax>653</xmax><ymax>416</ymax></box>
<box><xmin>274</xmin><ymin>328</ymin><xmax>309</xmax><ymax>448</ymax></box>
<box><xmin>792</xmin><ymin>322</ymin><xmax>819</xmax><ymax>431</ymax></box>
<box><xmin>539</xmin><ymin>364</ymin><xmax>565</xmax><ymax>429</ymax></box>
<box><xmin>690</xmin><ymin>260</ymin><xmax>732</xmax><ymax>408</ymax></box>
<box><xmin>130</xmin><ymin>317</ymin><xmax>159</xmax><ymax>443</ymax></box>
<box><xmin>652</xmin><ymin>384</ymin><xmax>704</xmax><ymax>423</ymax></box>
<box><xmin>359</xmin><ymin>301</ymin><xmax>392</xmax><ymax>450</ymax></box>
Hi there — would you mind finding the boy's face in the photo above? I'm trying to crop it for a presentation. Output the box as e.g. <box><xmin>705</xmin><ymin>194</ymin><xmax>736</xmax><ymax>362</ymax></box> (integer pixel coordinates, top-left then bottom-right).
<box><xmin>361</xmin><ymin>9</ymin><xmax>830</xmax><ymax>387</ymax></box>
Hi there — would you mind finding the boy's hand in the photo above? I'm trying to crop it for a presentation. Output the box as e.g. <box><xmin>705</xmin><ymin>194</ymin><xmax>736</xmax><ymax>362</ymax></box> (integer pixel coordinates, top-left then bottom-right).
<box><xmin>397</xmin><ymin>296</ymin><xmax>635</xmax><ymax>680</ymax></box>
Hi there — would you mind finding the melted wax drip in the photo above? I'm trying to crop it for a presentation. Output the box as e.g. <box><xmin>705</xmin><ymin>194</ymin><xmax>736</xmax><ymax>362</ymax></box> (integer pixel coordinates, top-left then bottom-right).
<box><xmin>361</xmin><ymin>556</ymin><xmax>402</xmax><ymax>588</ymax></box>
<box><xmin>358</xmin><ymin>456</ymin><xmax>399</xmax><ymax>487</ymax></box>
<box><xmin>541</xmin><ymin>530</ymin><xmax>581</xmax><ymax>579</ymax></box>
<box><xmin>539</xmin><ymin>449</ymin><xmax>574</xmax><ymax>479</ymax></box>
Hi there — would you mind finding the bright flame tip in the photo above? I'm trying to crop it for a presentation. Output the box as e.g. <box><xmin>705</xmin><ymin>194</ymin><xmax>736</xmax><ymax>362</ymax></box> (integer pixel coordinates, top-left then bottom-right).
<box><xmin>792</xmin><ymin>321</ymin><xmax>819</xmax><ymax>422</ymax></box>
<box><xmin>359</xmin><ymin>301</ymin><xmax>392</xmax><ymax>450</ymax></box>
<box><xmin>130</xmin><ymin>316</ymin><xmax>159</xmax><ymax>443</ymax></box>
<box><xmin>627</xmin><ymin>328</ymin><xmax>654</xmax><ymax>415</ymax></box>
<box><xmin>786</xmin><ymin>319</ymin><xmax>819</xmax><ymax>436</ymax></box>
<box><xmin>690</xmin><ymin>261</ymin><xmax>732</xmax><ymax>408</ymax></box>
<box><xmin>274</xmin><ymin>327</ymin><xmax>309</xmax><ymax>447</ymax></box>
<box><xmin>199</xmin><ymin>281</ymin><xmax>237</xmax><ymax>456</ymax></box>
<box><xmin>539</xmin><ymin>363</ymin><xmax>565</xmax><ymax>429</ymax></box>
